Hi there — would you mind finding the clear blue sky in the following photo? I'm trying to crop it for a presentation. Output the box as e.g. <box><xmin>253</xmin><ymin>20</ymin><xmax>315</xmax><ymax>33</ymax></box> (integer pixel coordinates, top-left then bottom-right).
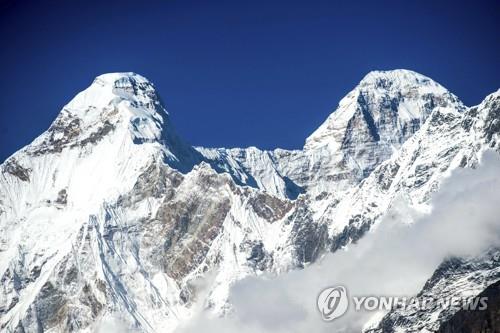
<box><xmin>0</xmin><ymin>0</ymin><xmax>498</xmax><ymax>162</ymax></box>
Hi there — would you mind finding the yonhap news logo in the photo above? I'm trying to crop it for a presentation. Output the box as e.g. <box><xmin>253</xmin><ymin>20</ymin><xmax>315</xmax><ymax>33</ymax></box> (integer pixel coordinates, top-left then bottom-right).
<box><xmin>317</xmin><ymin>286</ymin><xmax>349</xmax><ymax>321</ymax></box>
<box><xmin>317</xmin><ymin>285</ymin><xmax>488</xmax><ymax>322</ymax></box>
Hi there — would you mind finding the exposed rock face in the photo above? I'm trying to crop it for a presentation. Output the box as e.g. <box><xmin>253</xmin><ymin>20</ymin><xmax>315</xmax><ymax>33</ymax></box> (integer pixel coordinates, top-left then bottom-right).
<box><xmin>248</xmin><ymin>193</ymin><xmax>293</xmax><ymax>222</ymax></box>
<box><xmin>366</xmin><ymin>249</ymin><xmax>500</xmax><ymax>333</ymax></box>
<box><xmin>2</xmin><ymin>159</ymin><xmax>31</xmax><ymax>182</ymax></box>
<box><xmin>0</xmin><ymin>71</ymin><xmax>498</xmax><ymax>332</ymax></box>
<box><xmin>437</xmin><ymin>280</ymin><xmax>500</xmax><ymax>333</ymax></box>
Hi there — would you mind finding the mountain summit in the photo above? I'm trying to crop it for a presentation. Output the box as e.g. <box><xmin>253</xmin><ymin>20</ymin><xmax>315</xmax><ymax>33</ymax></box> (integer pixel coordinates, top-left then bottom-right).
<box><xmin>304</xmin><ymin>69</ymin><xmax>464</xmax><ymax>189</ymax></box>
<box><xmin>0</xmin><ymin>70</ymin><xmax>498</xmax><ymax>332</ymax></box>
<box><xmin>66</xmin><ymin>72</ymin><xmax>168</xmax><ymax>142</ymax></box>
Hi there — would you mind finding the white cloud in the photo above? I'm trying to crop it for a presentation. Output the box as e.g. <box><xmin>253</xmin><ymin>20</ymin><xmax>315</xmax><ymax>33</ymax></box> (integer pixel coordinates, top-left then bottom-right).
<box><xmin>178</xmin><ymin>150</ymin><xmax>500</xmax><ymax>333</ymax></box>
<box><xmin>95</xmin><ymin>315</ymin><xmax>131</xmax><ymax>333</ymax></box>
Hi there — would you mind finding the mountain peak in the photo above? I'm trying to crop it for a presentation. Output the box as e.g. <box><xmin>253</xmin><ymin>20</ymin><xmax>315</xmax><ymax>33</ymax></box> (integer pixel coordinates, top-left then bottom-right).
<box><xmin>64</xmin><ymin>72</ymin><xmax>161</xmax><ymax>112</ymax></box>
<box><xmin>16</xmin><ymin>72</ymin><xmax>173</xmax><ymax>161</ymax></box>
<box><xmin>92</xmin><ymin>72</ymin><xmax>151</xmax><ymax>88</ymax></box>
<box><xmin>12</xmin><ymin>72</ymin><xmax>201</xmax><ymax>173</ymax></box>
<box><xmin>358</xmin><ymin>69</ymin><xmax>445</xmax><ymax>92</ymax></box>
<box><xmin>304</xmin><ymin>69</ymin><xmax>464</xmax><ymax>181</ymax></box>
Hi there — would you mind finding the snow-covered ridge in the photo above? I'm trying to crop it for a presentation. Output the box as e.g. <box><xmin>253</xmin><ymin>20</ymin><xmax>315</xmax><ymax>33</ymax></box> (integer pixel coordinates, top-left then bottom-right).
<box><xmin>0</xmin><ymin>70</ymin><xmax>498</xmax><ymax>332</ymax></box>
<box><xmin>198</xmin><ymin>69</ymin><xmax>465</xmax><ymax>202</ymax></box>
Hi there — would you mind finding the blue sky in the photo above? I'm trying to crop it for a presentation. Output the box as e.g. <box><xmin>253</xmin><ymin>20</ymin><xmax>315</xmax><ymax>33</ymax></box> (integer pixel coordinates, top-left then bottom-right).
<box><xmin>0</xmin><ymin>0</ymin><xmax>498</xmax><ymax>162</ymax></box>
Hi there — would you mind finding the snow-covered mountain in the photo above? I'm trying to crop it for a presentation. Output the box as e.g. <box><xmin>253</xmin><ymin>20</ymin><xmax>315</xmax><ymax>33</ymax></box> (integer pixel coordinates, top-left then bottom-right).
<box><xmin>0</xmin><ymin>70</ymin><xmax>498</xmax><ymax>332</ymax></box>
